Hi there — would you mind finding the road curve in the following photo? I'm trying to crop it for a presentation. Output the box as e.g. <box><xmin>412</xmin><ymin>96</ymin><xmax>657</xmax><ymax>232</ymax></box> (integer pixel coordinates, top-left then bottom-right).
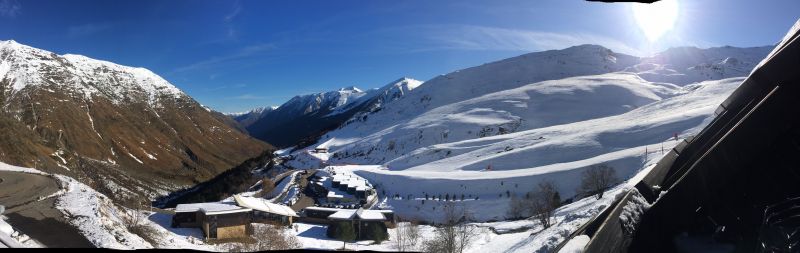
<box><xmin>0</xmin><ymin>171</ymin><xmax>93</xmax><ymax>247</ymax></box>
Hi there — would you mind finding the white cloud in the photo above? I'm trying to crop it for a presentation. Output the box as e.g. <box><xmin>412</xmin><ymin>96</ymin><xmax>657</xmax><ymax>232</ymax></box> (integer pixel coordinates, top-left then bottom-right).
<box><xmin>174</xmin><ymin>43</ymin><xmax>275</xmax><ymax>72</ymax></box>
<box><xmin>0</xmin><ymin>0</ymin><xmax>21</xmax><ymax>18</ymax></box>
<box><xmin>374</xmin><ymin>24</ymin><xmax>643</xmax><ymax>56</ymax></box>
<box><xmin>224</xmin><ymin>1</ymin><xmax>242</xmax><ymax>22</ymax></box>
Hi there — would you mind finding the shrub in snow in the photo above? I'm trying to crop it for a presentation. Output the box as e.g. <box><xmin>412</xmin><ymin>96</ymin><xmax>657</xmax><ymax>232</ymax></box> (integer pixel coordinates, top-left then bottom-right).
<box><xmin>366</xmin><ymin>222</ymin><xmax>388</xmax><ymax>243</ymax></box>
<box><xmin>423</xmin><ymin>203</ymin><xmax>478</xmax><ymax>253</ymax></box>
<box><xmin>579</xmin><ymin>163</ymin><xmax>619</xmax><ymax>200</ymax></box>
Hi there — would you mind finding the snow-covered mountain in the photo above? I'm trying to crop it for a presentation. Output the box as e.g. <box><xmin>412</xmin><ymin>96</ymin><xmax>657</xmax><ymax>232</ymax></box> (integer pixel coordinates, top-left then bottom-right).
<box><xmin>0</xmin><ymin>40</ymin><xmax>183</xmax><ymax>105</ymax></box>
<box><xmin>0</xmin><ymin>40</ymin><xmax>270</xmax><ymax>199</ymax></box>
<box><xmin>238</xmin><ymin>77</ymin><xmax>422</xmax><ymax>148</ymax></box>
<box><xmin>284</xmin><ymin>44</ymin><xmax>771</xmax><ymax>224</ymax></box>
<box><xmin>296</xmin><ymin>44</ymin><xmax>771</xmax><ymax>168</ymax></box>
<box><xmin>631</xmin><ymin>45</ymin><xmax>773</xmax><ymax>85</ymax></box>
<box><xmin>230</xmin><ymin>105</ymin><xmax>278</xmax><ymax>129</ymax></box>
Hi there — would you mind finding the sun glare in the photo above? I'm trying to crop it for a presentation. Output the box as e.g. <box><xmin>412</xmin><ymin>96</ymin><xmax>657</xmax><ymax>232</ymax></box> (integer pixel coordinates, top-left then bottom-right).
<box><xmin>631</xmin><ymin>0</ymin><xmax>679</xmax><ymax>42</ymax></box>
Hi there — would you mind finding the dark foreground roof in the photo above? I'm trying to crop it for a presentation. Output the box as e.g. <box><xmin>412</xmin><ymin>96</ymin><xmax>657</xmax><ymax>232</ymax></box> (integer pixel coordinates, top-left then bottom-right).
<box><xmin>556</xmin><ymin>20</ymin><xmax>800</xmax><ymax>252</ymax></box>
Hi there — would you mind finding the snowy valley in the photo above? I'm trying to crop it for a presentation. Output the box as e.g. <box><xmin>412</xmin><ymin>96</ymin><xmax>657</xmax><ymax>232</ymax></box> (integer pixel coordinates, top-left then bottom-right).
<box><xmin>0</xmin><ymin>40</ymin><xmax>775</xmax><ymax>252</ymax></box>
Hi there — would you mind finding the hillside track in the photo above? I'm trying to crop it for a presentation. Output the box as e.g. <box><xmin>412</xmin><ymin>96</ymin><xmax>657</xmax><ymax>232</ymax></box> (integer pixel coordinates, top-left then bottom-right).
<box><xmin>0</xmin><ymin>171</ymin><xmax>93</xmax><ymax>247</ymax></box>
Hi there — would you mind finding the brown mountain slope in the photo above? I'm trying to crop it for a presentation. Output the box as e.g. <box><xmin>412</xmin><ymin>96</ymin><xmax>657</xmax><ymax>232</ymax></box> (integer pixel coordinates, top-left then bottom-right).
<box><xmin>0</xmin><ymin>40</ymin><xmax>270</xmax><ymax>200</ymax></box>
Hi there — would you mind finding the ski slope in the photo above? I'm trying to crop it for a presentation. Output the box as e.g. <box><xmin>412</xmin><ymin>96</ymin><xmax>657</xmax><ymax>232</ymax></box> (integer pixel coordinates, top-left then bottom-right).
<box><xmin>291</xmin><ymin>76</ymin><xmax>743</xmax><ymax>222</ymax></box>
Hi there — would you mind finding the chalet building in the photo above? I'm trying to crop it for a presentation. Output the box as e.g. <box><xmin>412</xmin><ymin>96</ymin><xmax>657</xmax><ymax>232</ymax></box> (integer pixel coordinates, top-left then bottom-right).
<box><xmin>332</xmin><ymin>175</ymin><xmax>374</xmax><ymax>202</ymax></box>
<box><xmin>313</xmin><ymin>147</ymin><xmax>328</xmax><ymax>153</ymax></box>
<box><xmin>327</xmin><ymin>208</ymin><xmax>393</xmax><ymax>240</ymax></box>
<box><xmin>234</xmin><ymin>195</ymin><xmax>298</xmax><ymax>226</ymax></box>
<box><xmin>301</xmin><ymin>206</ymin><xmax>394</xmax><ymax>225</ymax></box>
<box><xmin>171</xmin><ymin>195</ymin><xmax>298</xmax><ymax>240</ymax></box>
<box><xmin>301</xmin><ymin>206</ymin><xmax>341</xmax><ymax>223</ymax></box>
<box><xmin>172</xmin><ymin>202</ymin><xmax>253</xmax><ymax>240</ymax></box>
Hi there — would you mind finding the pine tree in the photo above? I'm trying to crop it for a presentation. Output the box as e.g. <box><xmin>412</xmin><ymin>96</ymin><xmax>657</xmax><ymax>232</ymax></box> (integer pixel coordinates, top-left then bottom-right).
<box><xmin>333</xmin><ymin>221</ymin><xmax>356</xmax><ymax>249</ymax></box>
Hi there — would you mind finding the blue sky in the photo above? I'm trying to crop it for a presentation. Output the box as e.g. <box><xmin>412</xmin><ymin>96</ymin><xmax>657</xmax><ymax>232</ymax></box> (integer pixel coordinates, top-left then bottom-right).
<box><xmin>0</xmin><ymin>0</ymin><xmax>798</xmax><ymax>112</ymax></box>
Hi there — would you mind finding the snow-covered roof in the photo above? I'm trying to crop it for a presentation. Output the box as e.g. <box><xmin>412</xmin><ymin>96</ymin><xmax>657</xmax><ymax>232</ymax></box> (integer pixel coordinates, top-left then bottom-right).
<box><xmin>341</xmin><ymin>178</ymin><xmax>367</xmax><ymax>187</ymax></box>
<box><xmin>328</xmin><ymin>208</ymin><xmax>387</xmax><ymax>221</ymax></box>
<box><xmin>356</xmin><ymin>209</ymin><xmax>387</xmax><ymax>221</ymax></box>
<box><xmin>328</xmin><ymin>210</ymin><xmax>357</xmax><ymax>220</ymax></box>
<box><xmin>234</xmin><ymin>195</ymin><xmax>298</xmax><ymax>217</ymax></box>
<box><xmin>303</xmin><ymin>206</ymin><xmax>345</xmax><ymax>212</ymax></box>
<box><xmin>174</xmin><ymin>202</ymin><xmax>251</xmax><ymax>215</ymax></box>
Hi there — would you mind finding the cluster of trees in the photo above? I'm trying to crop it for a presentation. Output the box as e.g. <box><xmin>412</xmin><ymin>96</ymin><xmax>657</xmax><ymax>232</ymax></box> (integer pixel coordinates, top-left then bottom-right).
<box><xmin>155</xmin><ymin>151</ymin><xmax>274</xmax><ymax>207</ymax></box>
<box><xmin>507</xmin><ymin>164</ymin><xmax>618</xmax><ymax>229</ymax></box>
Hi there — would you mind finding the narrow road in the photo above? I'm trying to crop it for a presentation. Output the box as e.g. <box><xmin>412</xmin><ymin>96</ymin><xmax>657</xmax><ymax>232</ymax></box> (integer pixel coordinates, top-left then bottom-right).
<box><xmin>0</xmin><ymin>171</ymin><xmax>93</xmax><ymax>248</ymax></box>
<box><xmin>290</xmin><ymin>170</ymin><xmax>318</xmax><ymax>211</ymax></box>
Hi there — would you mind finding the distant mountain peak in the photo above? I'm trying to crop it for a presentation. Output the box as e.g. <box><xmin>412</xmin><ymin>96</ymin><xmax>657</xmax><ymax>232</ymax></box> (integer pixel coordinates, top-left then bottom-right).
<box><xmin>339</xmin><ymin>86</ymin><xmax>362</xmax><ymax>92</ymax></box>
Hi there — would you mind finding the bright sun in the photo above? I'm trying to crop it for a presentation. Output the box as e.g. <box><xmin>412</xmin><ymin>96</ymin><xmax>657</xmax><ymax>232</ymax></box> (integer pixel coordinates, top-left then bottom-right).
<box><xmin>631</xmin><ymin>0</ymin><xmax>679</xmax><ymax>42</ymax></box>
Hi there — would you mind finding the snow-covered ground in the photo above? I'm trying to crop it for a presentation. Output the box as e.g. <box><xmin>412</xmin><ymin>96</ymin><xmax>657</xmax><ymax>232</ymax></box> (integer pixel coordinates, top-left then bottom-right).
<box><xmin>289</xmin><ymin>76</ymin><xmax>739</xmax><ymax>223</ymax></box>
<box><xmin>277</xmin><ymin>44</ymin><xmax>764</xmax><ymax>250</ymax></box>
<box><xmin>0</xmin><ymin>43</ymin><xmax>772</xmax><ymax>250</ymax></box>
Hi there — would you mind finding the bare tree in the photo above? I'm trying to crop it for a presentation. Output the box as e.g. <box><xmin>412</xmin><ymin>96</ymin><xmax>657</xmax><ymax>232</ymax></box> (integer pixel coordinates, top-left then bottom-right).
<box><xmin>237</xmin><ymin>224</ymin><xmax>302</xmax><ymax>251</ymax></box>
<box><xmin>394</xmin><ymin>221</ymin><xmax>407</xmax><ymax>252</ymax></box>
<box><xmin>423</xmin><ymin>203</ymin><xmax>478</xmax><ymax>253</ymax></box>
<box><xmin>406</xmin><ymin>220</ymin><xmax>421</xmax><ymax>248</ymax></box>
<box><xmin>394</xmin><ymin>220</ymin><xmax>421</xmax><ymax>252</ymax></box>
<box><xmin>579</xmin><ymin>164</ymin><xmax>618</xmax><ymax>199</ymax></box>
<box><xmin>530</xmin><ymin>181</ymin><xmax>561</xmax><ymax>229</ymax></box>
<box><xmin>455</xmin><ymin>220</ymin><xmax>478</xmax><ymax>253</ymax></box>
